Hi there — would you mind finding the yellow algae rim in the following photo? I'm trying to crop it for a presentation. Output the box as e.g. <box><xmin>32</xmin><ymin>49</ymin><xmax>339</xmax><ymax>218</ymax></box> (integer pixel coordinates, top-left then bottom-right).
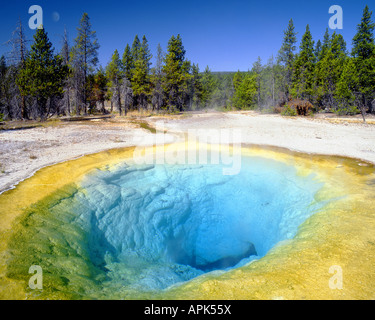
<box><xmin>0</xmin><ymin>147</ymin><xmax>135</xmax><ymax>299</ymax></box>
<box><xmin>0</xmin><ymin>143</ymin><xmax>374</xmax><ymax>300</ymax></box>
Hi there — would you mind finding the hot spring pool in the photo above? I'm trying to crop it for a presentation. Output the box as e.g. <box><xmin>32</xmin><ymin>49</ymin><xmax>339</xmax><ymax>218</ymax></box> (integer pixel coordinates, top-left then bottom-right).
<box><xmin>1</xmin><ymin>145</ymin><xmax>375</xmax><ymax>300</ymax></box>
<box><xmin>69</xmin><ymin>156</ymin><xmax>325</xmax><ymax>291</ymax></box>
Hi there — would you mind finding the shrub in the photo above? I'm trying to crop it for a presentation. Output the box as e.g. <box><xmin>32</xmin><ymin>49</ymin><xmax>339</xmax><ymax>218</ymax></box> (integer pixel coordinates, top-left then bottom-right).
<box><xmin>281</xmin><ymin>104</ymin><xmax>297</xmax><ymax>116</ymax></box>
<box><xmin>335</xmin><ymin>104</ymin><xmax>359</xmax><ymax>116</ymax></box>
<box><xmin>288</xmin><ymin>99</ymin><xmax>314</xmax><ymax>116</ymax></box>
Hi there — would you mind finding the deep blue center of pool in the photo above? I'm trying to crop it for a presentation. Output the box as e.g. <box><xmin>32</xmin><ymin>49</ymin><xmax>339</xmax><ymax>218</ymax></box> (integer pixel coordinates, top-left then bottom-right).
<box><xmin>74</xmin><ymin>156</ymin><xmax>325</xmax><ymax>291</ymax></box>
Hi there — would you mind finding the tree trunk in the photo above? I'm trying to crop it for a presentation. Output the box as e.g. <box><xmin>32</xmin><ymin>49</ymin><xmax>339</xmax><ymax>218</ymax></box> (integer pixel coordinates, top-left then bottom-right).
<box><xmin>21</xmin><ymin>95</ymin><xmax>28</xmax><ymax>120</ymax></box>
<box><xmin>67</xmin><ymin>88</ymin><xmax>71</xmax><ymax>115</ymax></box>
<box><xmin>360</xmin><ymin>94</ymin><xmax>367</xmax><ymax>123</ymax></box>
<box><xmin>117</xmin><ymin>85</ymin><xmax>122</xmax><ymax>116</ymax></box>
<box><xmin>370</xmin><ymin>99</ymin><xmax>375</xmax><ymax>114</ymax></box>
<box><xmin>101</xmin><ymin>101</ymin><xmax>106</xmax><ymax>114</ymax></box>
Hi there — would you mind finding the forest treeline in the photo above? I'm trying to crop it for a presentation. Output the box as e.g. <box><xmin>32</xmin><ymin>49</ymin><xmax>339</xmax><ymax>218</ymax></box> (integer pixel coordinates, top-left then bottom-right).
<box><xmin>1</xmin><ymin>5</ymin><xmax>375</xmax><ymax>121</ymax></box>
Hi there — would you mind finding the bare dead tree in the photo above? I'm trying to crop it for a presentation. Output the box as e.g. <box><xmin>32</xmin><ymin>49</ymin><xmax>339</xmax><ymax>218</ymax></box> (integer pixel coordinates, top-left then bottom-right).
<box><xmin>152</xmin><ymin>81</ymin><xmax>164</xmax><ymax>112</ymax></box>
<box><xmin>121</xmin><ymin>78</ymin><xmax>133</xmax><ymax>116</ymax></box>
<box><xmin>0</xmin><ymin>64</ymin><xmax>21</xmax><ymax>119</ymax></box>
<box><xmin>60</xmin><ymin>27</ymin><xmax>72</xmax><ymax>116</ymax></box>
<box><xmin>116</xmin><ymin>80</ymin><xmax>122</xmax><ymax>116</ymax></box>
<box><xmin>71</xmin><ymin>59</ymin><xmax>85</xmax><ymax>115</ymax></box>
<box><xmin>5</xmin><ymin>18</ymin><xmax>29</xmax><ymax>119</ymax></box>
<box><xmin>110</xmin><ymin>83</ymin><xmax>123</xmax><ymax>116</ymax></box>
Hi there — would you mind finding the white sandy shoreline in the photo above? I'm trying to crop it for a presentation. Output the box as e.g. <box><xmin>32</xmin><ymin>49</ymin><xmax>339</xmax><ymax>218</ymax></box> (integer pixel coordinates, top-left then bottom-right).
<box><xmin>148</xmin><ymin>111</ymin><xmax>375</xmax><ymax>163</ymax></box>
<box><xmin>0</xmin><ymin>111</ymin><xmax>374</xmax><ymax>194</ymax></box>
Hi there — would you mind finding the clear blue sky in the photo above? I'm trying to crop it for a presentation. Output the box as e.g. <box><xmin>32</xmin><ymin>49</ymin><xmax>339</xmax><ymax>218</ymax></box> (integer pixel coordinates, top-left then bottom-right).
<box><xmin>0</xmin><ymin>0</ymin><xmax>371</xmax><ymax>71</ymax></box>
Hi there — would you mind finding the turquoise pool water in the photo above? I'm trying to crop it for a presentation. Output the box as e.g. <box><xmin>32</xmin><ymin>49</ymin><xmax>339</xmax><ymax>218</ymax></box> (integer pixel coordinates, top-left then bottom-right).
<box><xmin>62</xmin><ymin>155</ymin><xmax>326</xmax><ymax>293</ymax></box>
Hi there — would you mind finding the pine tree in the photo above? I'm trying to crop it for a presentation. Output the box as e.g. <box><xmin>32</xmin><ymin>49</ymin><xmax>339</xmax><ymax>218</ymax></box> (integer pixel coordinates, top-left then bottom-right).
<box><xmin>181</xmin><ymin>59</ymin><xmax>193</xmax><ymax>108</ymax></box>
<box><xmin>352</xmin><ymin>5</ymin><xmax>375</xmax><ymax>59</ymax></box>
<box><xmin>131</xmin><ymin>35</ymin><xmax>141</xmax><ymax>62</ymax></box>
<box><xmin>351</xmin><ymin>5</ymin><xmax>375</xmax><ymax>114</ymax></box>
<box><xmin>189</xmin><ymin>63</ymin><xmax>203</xmax><ymax>109</ymax></box>
<box><xmin>292</xmin><ymin>25</ymin><xmax>316</xmax><ymax>101</ymax></box>
<box><xmin>232</xmin><ymin>70</ymin><xmax>243</xmax><ymax>91</ymax></box>
<box><xmin>336</xmin><ymin>58</ymin><xmax>361</xmax><ymax>117</ymax></box>
<box><xmin>277</xmin><ymin>19</ymin><xmax>297</xmax><ymax>98</ymax></box>
<box><xmin>252</xmin><ymin>57</ymin><xmax>263</xmax><ymax>108</ymax></box>
<box><xmin>162</xmin><ymin>34</ymin><xmax>190</xmax><ymax>111</ymax></box>
<box><xmin>232</xmin><ymin>73</ymin><xmax>258</xmax><ymax>109</ymax></box>
<box><xmin>106</xmin><ymin>49</ymin><xmax>124</xmax><ymax>115</ymax></box>
<box><xmin>315</xmin><ymin>40</ymin><xmax>322</xmax><ymax>61</ymax></box>
<box><xmin>151</xmin><ymin>44</ymin><xmax>165</xmax><ymax>111</ymax></box>
<box><xmin>122</xmin><ymin>44</ymin><xmax>133</xmax><ymax>81</ymax></box>
<box><xmin>209</xmin><ymin>73</ymin><xmax>234</xmax><ymax>109</ymax></box>
<box><xmin>132</xmin><ymin>46</ymin><xmax>152</xmax><ymax>111</ymax></box>
<box><xmin>200</xmin><ymin>66</ymin><xmax>216</xmax><ymax>107</ymax></box>
<box><xmin>141</xmin><ymin>35</ymin><xmax>152</xmax><ymax>72</ymax></box>
<box><xmin>336</xmin><ymin>33</ymin><xmax>347</xmax><ymax>55</ymax></box>
<box><xmin>16</xmin><ymin>28</ymin><xmax>68</xmax><ymax>120</ymax></box>
<box><xmin>130</xmin><ymin>35</ymin><xmax>153</xmax><ymax>111</ymax></box>
<box><xmin>71</xmin><ymin>13</ymin><xmax>100</xmax><ymax>114</ymax></box>
<box><xmin>316</xmin><ymin>32</ymin><xmax>347</xmax><ymax>109</ymax></box>
<box><xmin>320</xmin><ymin>28</ymin><xmax>331</xmax><ymax>61</ymax></box>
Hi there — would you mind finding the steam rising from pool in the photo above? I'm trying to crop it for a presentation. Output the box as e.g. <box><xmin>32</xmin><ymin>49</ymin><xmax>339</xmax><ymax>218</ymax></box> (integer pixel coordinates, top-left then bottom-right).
<box><xmin>65</xmin><ymin>155</ymin><xmax>325</xmax><ymax>292</ymax></box>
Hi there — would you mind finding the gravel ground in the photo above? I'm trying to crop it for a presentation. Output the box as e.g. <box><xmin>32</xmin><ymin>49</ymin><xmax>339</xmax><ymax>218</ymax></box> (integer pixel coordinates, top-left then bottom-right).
<box><xmin>1</xmin><ymin>111</ymin><xmax>374</xmax><ymax>193</ymax></box>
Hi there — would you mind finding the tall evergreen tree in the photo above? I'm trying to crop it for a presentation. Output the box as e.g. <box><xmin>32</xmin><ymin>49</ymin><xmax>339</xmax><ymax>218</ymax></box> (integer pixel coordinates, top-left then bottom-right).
<box><xmin>320</xmin><ymin>28</ymin><xmax>331</xmax><ymax>61</ymax></box>
<box><xmin>277</xmin><ymin>19</ymin><xmax>297</xmax><ymax>98</ymax></box>
<box><xmin>200</xmin><ymin>66</ymin><xmax>216</xmax><ymax>107</ymax></box>
<box><xmin>151</xmin><ymin>44</ymin><xmax>165</xmax><ymax>111</ymax></box>
<box><xmin>351</xmin><ymin>5</ymin><xmax>375</xmax><ymax>114</ymax></box>
<box><xmin>336</xmin><ymin>33</ymin><xmax>347</xmax><ymax>55</ymax></box>
<box><xmin>16</xmin><ymin>28</ymin><xmax>68</xmax><ymax>120</ymax></box>
<box><xmin>292</xmin><ymin>25</ymin><xmax>316</xmax><ymax>101</ymax></box>
<box><xmin>252</xmin><ymin>57</ymin><xmax>263</xmax><ymax>108</ymax></box>
<box><xmin>162</xmin><ymin>34</ymin><xmax>190</xmax><ymax>111</ymax></box>
<box><xmin>122</xmin><ymin>44</ymin><xmax>133</xmax><ymax>81</ymax></box>
<box><xmin>232</xmin><ymin>70</ymin><xmax>243</xmax><ymax>91</ymax></box>
<box><xmin>106</xmin><ymin>49</ymin><xmax>124</xmax><ymax>115</ymax></box>
<box><xmin>131</xmin><ymin>35</ymin><xmax>142</xmax><ymax>62</ymax></box>
<box><xmin>141</xmin><ymin>35</ymin><xmax>152</xmax><ymax>72</ymax></box>
<box><xmin>71</xmin><ymin>13</ymin><xmax>100</xmax><ymax>114</ymax></box>
<box><xmin>232</xmin><ymin>72</ymin><xmax>258</xmax><ymax>109</ymax></box>
<box><xmin>336</xmin><ymin>58</ymin><xmax>361</xmax><ymax>117</ymax></box>
<box><xmin>132</xmin><ymin>45</ymin><xmax>152</xmax><ymax>111</ymax></box>
<box><xmin>316</xmin><ymin>32</ymin><xmax>347</xmax><ymax>109</ymax></box>
<box><xmin>315</xmin><ymin>40</ymin><xmax>322</xmax><ymax>61</ymax></box>
<box><xmin>189</xmin><ymin>63</ymin><xmax>203</xmax><ymax>109</ymax></box>
<box><xmin>130</xmin><ymin>35</ymin><xmax>153</xmax><ymax>111</ymax></box>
